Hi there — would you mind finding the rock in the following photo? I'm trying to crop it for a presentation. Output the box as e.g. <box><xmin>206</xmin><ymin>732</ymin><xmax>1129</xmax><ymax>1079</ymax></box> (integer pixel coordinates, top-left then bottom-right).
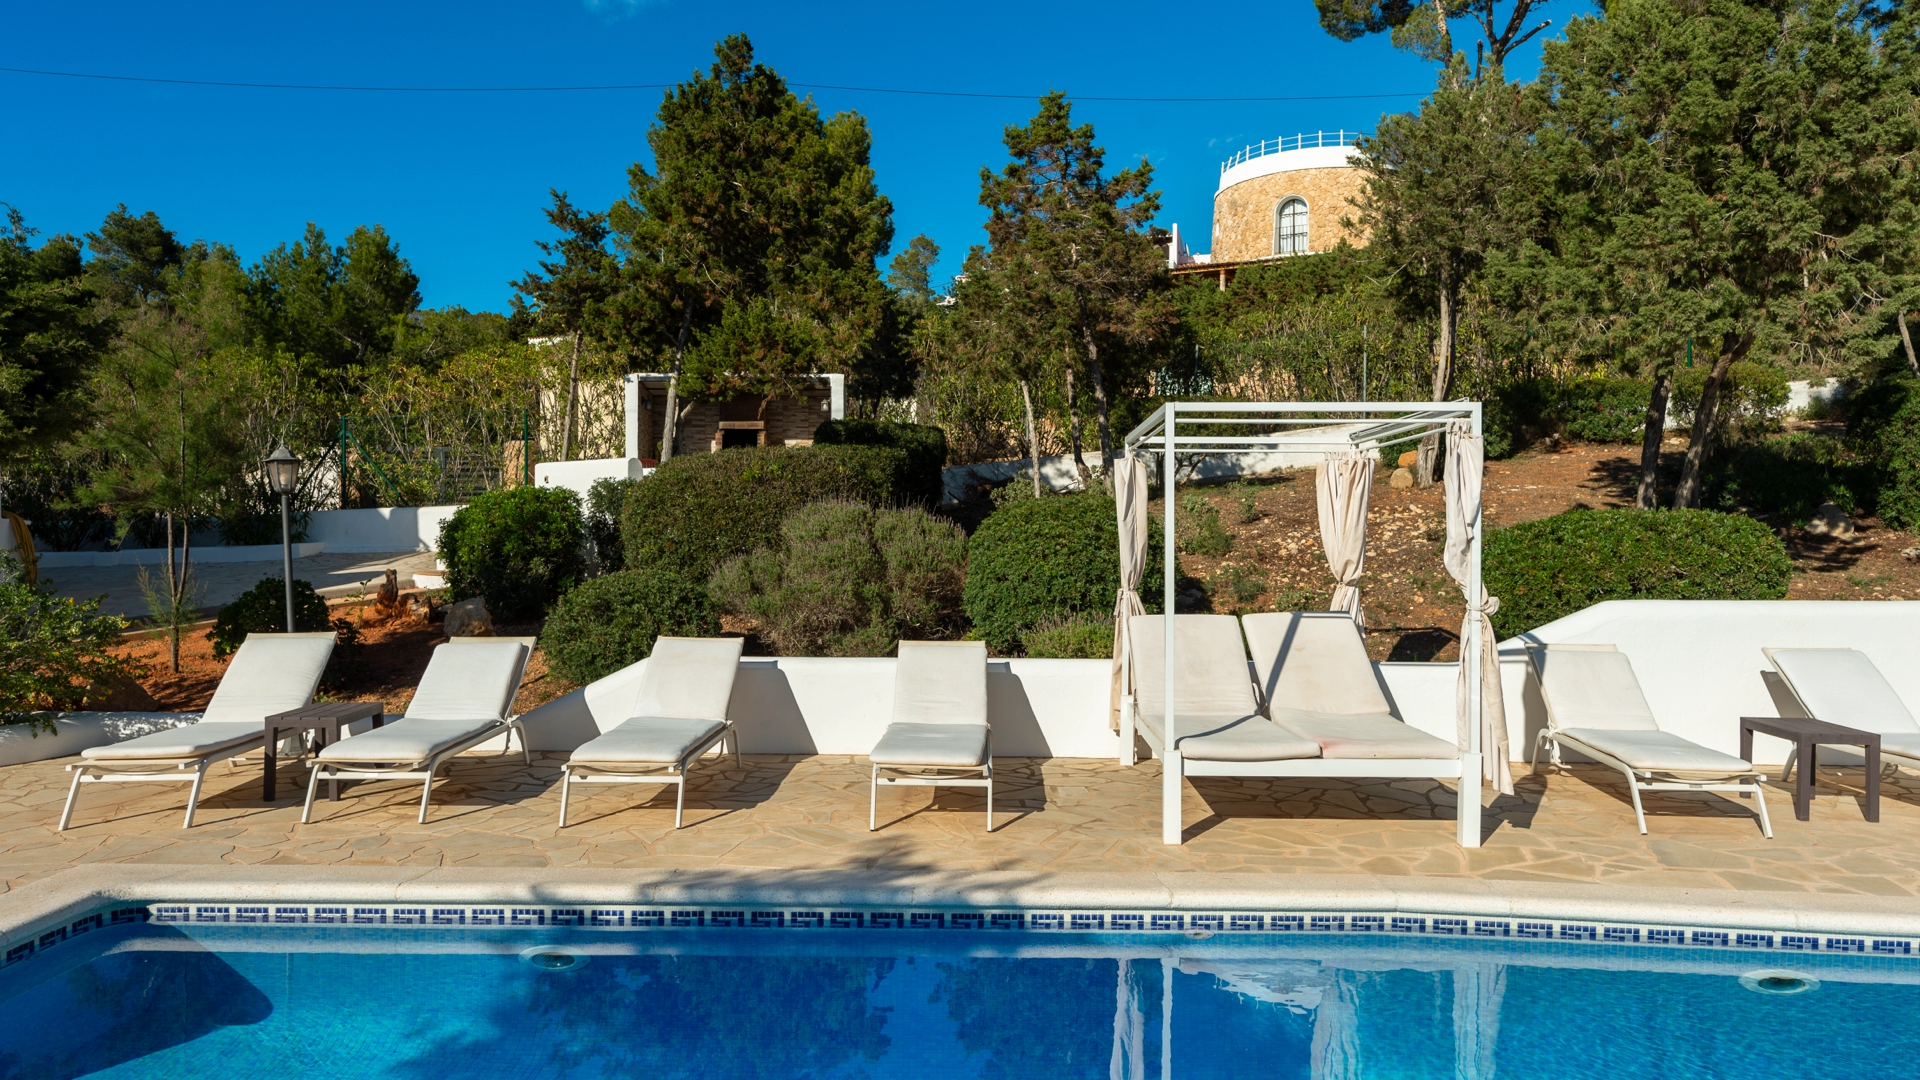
<box><xmin>1902</xmin><ymin>547</ymin><xmax>1920</xmax><ymax>562</ymax></box>
<box><xmin>1397</xmin><ymin>450</ymin><xmax>1420</xmax><ymax>468</ymax></box>
<box><xmin>1806</xmin><ymin>502</ymin><xmax>1856</xmax><ymax>538</ymax></box>
<box><xmin>443</xmin><ymin>596</ymin><xmax>494</xmax><ymax>638</ymax></box>
<box><xmin>372</xmin><ymin>568</ymin><xmax>403</xmax><ymax>620</ymax></box>
<box><xmin>1389</xmin><ymin>467</ymin><xmax>1415</xmax><ymax>489</ymax></box>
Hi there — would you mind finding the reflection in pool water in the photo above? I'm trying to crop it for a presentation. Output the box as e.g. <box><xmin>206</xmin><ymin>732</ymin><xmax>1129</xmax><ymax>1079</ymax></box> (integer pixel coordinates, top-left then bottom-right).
<box><xmin>0</xmin><ymin>926</ymin><xmax>1914</xmax><ymax>1079</ymax></box>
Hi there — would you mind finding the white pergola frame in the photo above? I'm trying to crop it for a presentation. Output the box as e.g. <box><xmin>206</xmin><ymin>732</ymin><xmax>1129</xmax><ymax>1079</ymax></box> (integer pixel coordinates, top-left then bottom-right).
<box><xmin>1122</xmin><ymin>401</ymin><xmax>1487</xmax><ymax>849</ymax></box>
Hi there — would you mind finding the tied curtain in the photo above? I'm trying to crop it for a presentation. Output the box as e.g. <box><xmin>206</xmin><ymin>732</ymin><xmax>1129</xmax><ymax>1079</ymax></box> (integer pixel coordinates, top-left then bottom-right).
<box><xmin>1315</xmin><ymin>451</ymin><xmax>1373</xmax><ymax>628</ymax></box>
<box><xmin>1443</xmin><ymin>418</ymin><xmax>1514</xmax><ymax>795</ymax></box>
<box><xmin>1109</xmin><ymin>450</ymin><xmax>1150</xmax><ymax>731</ymax></box>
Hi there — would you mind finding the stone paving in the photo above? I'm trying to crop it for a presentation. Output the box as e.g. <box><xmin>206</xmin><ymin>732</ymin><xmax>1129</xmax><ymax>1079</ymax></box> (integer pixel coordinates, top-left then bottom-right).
<box><xmin>4</xmin><ymin>749</ymin><xmax>1917</xmax><ymax>897</ymax></box>
<box><xmin>43</xmin><ymin>551</ymin><xmax>438</xmax><ymax>618</ymax></box>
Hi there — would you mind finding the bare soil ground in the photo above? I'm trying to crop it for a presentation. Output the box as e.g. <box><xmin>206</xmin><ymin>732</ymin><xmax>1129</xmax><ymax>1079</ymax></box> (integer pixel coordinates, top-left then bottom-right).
<box><xmin>1158</xmin><ymin>436</ymin><xmax>1920</xmax><ymax>662</ymax></box>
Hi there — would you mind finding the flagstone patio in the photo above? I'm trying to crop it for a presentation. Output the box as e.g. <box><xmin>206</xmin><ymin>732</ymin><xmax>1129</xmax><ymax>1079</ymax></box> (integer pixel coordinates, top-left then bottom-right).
<box><xmin>2</xmin><ymin>750</ymin><xmax>1914</xmax><ymax>898</ymax></box>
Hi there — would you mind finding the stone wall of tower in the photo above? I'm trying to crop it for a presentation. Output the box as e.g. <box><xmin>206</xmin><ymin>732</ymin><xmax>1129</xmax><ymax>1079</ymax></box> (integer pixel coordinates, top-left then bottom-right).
<box><xmin>1210</xmin><ymin>166</ymin><xmax>1370</xmax><ymax>264</ymax></box>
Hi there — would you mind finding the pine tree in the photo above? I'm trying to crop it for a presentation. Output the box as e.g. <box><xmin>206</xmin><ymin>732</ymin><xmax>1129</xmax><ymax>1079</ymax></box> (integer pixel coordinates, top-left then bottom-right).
<box><xmin>512</xmin><ymin>191</ymin><xmax>621</xmax><ymax>461</ymax></box>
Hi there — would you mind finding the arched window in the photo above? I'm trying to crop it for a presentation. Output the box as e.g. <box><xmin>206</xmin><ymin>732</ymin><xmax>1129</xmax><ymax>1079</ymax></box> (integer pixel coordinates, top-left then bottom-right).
<box><xmin>1275</xmin><ymin>197</ymin><xmax>1309</xmax><ymax>256</ymax></box>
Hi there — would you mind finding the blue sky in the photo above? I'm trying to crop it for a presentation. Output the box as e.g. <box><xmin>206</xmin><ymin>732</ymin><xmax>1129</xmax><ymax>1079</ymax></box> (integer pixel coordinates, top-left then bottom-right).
<box><xmin>2</xmin><ymin>1</ymin><xmax>1572</xmax><ymax>312</ymax></box>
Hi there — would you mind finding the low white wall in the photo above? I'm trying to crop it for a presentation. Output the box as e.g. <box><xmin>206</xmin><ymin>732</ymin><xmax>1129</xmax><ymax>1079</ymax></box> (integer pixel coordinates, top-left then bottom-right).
<box><xmin>37</xmin><ymin>543</ymin><xmax>325</xmax><ymax>569</ymax></box>
<box><xmin>0</xmin><ymin>713</ymin><xmax>201</xmax><ymax>768</ymax></box>
<box><xmin>304</xmin><ymin>506</ymin><xmax>462</xmax><ymax>554</ymax></box>
<box><xmin>534</xmin><ymin>458</ymin><xmax>650</xmax><ymax>498</ymax></box>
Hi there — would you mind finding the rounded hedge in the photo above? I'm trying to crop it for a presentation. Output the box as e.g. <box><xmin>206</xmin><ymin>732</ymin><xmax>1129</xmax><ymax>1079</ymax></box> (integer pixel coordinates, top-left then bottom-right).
<box><xmin>1848</xmin><ymin>375</ymin><xmax>1920</xmax><ymax>529</ymax></box>
<box><xmin>812</xmin><ymin>419</ymin><xmax>948</xmax><ymax>508</ymax></box>
<box><xmin>208</xmin><ymin>577</ymin><xmax>331</xmax><ymax>657</ymax></box>
<box><xmin>1484</xmin><ymin>508</ymin><xmax>1790</xmax><ymax>639</ymax></box>
<box><xmin>962</xmin><ymin>494</ymin><xmax>1161</xmax><ymax>653</ymax></box>
<box><xmin>540</xmin><ymin>565</ymin><xmax>721</xmax><ymax>685</ymax></box>
<box><xmin>619</xmin><ymin>443</ymin><xmax>917</xmax><ymax>585</ymax></box>
<box><xmin>438</xmin><ymin>485</ymin><xmax>586</xmax><ymax>620</ymax></box>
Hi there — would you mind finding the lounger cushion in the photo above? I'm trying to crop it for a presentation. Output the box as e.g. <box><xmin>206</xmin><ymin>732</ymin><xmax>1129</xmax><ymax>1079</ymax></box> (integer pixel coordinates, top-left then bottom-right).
<box><xmin>1270</xmin><ymin>708</ymin><xmax>1459</xmax><ymax>760</ymax></box>
<box><xmin>198</xmin><ymin>632</ymin><xmax>335</xmax><ymax>726</ymax></box>
<box><xmin>570</xmin><ymin>717</ymin><xmax>729</xmax><ymax>765</ymax></box>
<box><xmin>80</xmin><ymin>720</ymin><xmax>260</xmax><ymax>761</ymax></box>
<box><xmin>627</xmin><ymin>637</ymin><xmax>745</xmax><ymax>724</ymax></box>
<box><xmin>892</xmin><ymin>641</ymin><xmax>988</xmax><ymax>725</ymax></box>
<box><xmin>1531</xmin><ymin>648</ymin><xmax>1660</xmax><ymax>731</ymax></box>
<box><xmin>1880</xmin><ymin>734</ymin><xmax>1920</xmax><ymax>761</ymax></box>
<box><xmin>1242</xmin><ymin>612</ymin><xmax>1393</xmax><ymax>715</ymax></box>
<box><xmin>1559</xmin><ymin>728</ymin><xmax>1755</xmax><ymax>774</ymax></box>
<box><xmin>403</xmin><ymin>640</ymin><xmax>527</xmax><ymax>722</ymax></box>
<box><xmin>869</xmin><ymin>722</ymin><xmax>990</xmax><ymax>767</ymax></box>
<box><xmin>1134</xmin><ymin>711</ymin><xmax>1319</xmax><ymax>762</ymax></box>
<box><xmin>316</xmin><ymin>718</ymin><xmax>502</xmax><ymax>764</ymax></box>
<box><xmin>1767</xmin><ymin>648</ymin><xmax>1920</xmax><ymax>736</ymax></box>
<box><xmin>1129</xmin><ymin>615</ymin><xmax>1262</xmax><ymax>722</ymax></box>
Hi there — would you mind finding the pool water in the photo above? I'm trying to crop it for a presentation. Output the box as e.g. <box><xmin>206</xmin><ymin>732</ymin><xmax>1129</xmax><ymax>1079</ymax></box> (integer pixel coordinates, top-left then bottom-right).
<box><xmin>1</xmin><ymin>925</ymin><xmax>1913</xmax><ymax>1079</ymax></box>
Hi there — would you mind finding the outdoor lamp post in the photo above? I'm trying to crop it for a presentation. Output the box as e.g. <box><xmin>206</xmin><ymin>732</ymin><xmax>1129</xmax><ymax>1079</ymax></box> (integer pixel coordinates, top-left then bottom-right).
<box><xmin>263</xmin><ymin>444</ymin><xmax>302</xmax><ymax>633</ymax></box>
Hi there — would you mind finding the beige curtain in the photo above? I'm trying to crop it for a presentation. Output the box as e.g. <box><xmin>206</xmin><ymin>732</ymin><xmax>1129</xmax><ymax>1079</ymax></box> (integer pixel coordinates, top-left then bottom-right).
<box><xmin>1109</xmin><ymin>450</ymin><xmax>1150</xmax><ymax>731</ymax></box>
<box><xmin>1315</xmin><ymin>451</ymin><xmax>1373</xmax><ymax>628</ymax></box>
<box><xmin>1443</xmin><ymin>418</ymin><xmax>1514</xmax><ymax>795</ymax></box>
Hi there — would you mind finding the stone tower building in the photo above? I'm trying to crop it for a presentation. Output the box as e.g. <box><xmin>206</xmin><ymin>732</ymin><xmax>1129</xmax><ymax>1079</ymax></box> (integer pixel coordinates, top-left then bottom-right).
<box><xmin>1167</xmin><ymin>131</ymin><xmax>1368</xmax><ymax>288</ymax></box>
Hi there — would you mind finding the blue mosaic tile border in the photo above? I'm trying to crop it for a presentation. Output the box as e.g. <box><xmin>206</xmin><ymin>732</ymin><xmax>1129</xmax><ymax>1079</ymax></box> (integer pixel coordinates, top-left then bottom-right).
<box><xmin>7</xmin><ymin>903</ymin><xmax>1916</xmax><ymax>973</ymax></box>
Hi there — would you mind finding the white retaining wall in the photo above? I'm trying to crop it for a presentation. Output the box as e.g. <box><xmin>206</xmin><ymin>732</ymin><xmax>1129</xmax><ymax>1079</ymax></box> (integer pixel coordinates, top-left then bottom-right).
<box><xmin>303</xmin><ymin>505</ymin><xmax>462</xmax><ymax>554</ymax></box>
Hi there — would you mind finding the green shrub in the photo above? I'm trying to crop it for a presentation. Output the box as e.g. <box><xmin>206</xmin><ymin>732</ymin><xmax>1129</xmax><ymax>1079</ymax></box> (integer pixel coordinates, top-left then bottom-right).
<box><xmin>1559</xmin><ymin>376</ymin><xmax>1655</xmax><ymax>444</ymax></box>
<box><xmin>1484</xmin><ymin>508</ymin><xmax>1791</xmax><ymax>638</ymax></box>
<box><xmin>1212</xmin><ymin>563</ymin><xmax>1268</xmax><ymax>609</ymax></box>
<box><xmin>1</xmin><ymin>555</ymin><xmax>138</xmax><ymax>729</ymax></box>
<box><xmin>620</xmin><ymin>444</ymin><xmax>915</xmax><ymax>584</ymax></box>
<box><xmin>1673</xmin><ymin>361</ymin><xmax>1790</xmax><ymax>443</ymax></box>
<box><xmin>585</xmin><ymin>477</ymin><xmax>639</xmax><ymax>573</ymax></box>
<box><xmin>1023</xmin><ymin>615</ymin><xmax>1113</xmax><ymax>659</ymax></box>
<box><xmin>438</xmin><ymin>486</ymin><xmax>586</xmax><ymax>620</ymax></box>
<box><xmin>1178</xmin><ymin>493</ymin><xmax>1233</xmax><ymax>556</ymax></box>
<box><xmin>963</xmin><ymin>494</ymin><xmax>1163</xmax><ymax>653</ymax></box>
<box><xmin>208</xmin><ymin>577</ymin><xmax>332</xmax><ymax>657</ymax></box>
<box><xmin>1705</xmin><ymin>433</ymin><xmax>1863</xmax><ymax>520</ymax></box>
<box><xmin>812</xmin><ymin>419</ymin><xmax>949</xmax><ymax>507</ymax></box>
<box><xmin>540</xmin><ymin>564</ymin><xmax>720</xmax><ymax>684</ymax></box>
<box><xmin>1848</xmin><ymin>376</ymin><xmax>1920</xmax><ymax>529</ymax></box>
<box><xmin>710</xmin><ymin>500</ymin><xmax>967</xmax><ymax>656</ymax></box>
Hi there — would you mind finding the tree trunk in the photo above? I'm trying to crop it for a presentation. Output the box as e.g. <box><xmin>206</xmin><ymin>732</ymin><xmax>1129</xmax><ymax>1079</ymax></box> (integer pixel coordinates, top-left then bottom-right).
<box><xmin>1415</xmin><ymin>277</ymin><xmax>1457</xmax><ymax>487</ymax></box>
<box><xmin>1672</xmin><ymin>332</ymin><xmax>1753</xmax><ymax>509</ymax></box>
<box><xmin>1900</xmin><ymin>311</ymin><xmax>1918</xmax><ymax>378</ymax></box>
<box><xmin>660</xmin><ymin>308</ymin><xmax>692</xmax><ymax>463</ymax></box>
<box><xmin>1082</xmin><ymin>324</ymin><xmax>1115</xmax><ymax>478</ymax></box>
<box><xmin>165</xmin><ymin>512</ymin><xmax>180</xmax><ymax>673</ymax></box>
<box><xmin>559</xmin><ymin>331</ymin><xmax>582</xmax><ymax>462</ymax></box>
<box><xmin>1635</xmin><ymin>363</ymin><xmax>1673</xmax><ymax>509</ymax></box>
<box><xmin>1065</xmin><ymin>364</ymin><xmax>1088</xmax><ymax>480</ymax></box>
<box><xmin>1020</xmin><ymin>379</ymin><xmax>1042</xmax><ymax>498</ymax></box>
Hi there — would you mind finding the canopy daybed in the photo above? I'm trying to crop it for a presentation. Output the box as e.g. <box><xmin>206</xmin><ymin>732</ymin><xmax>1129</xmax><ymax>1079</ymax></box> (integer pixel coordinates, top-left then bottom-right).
<box><xmin>1114</xmin><ymin>402</ymin><xmax>1511</xmax><ymax>848</ymax></box>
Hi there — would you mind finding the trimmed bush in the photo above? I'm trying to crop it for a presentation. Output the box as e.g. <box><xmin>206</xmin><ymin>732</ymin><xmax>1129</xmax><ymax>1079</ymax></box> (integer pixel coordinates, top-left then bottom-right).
<box><xmin>1705</xmin><ymin>433</ymin><xmax>1863</xmax><ymax>520</ymax></box>
<box><xmin>2</xmin><ymin>555</ymin><xmax>138</xmax><ymax>727</ymax></box>
<box><xmin>208</xmin><ymin>577</ymin><xmax>332</xmax><ymax>657</ymax></box>
<box><xmin>813</xmin><ymin>419</ymin><xmax>948</xmax><ymax>507</ymax></box>
<box><xmin>1023</xmin><ymin>616</ymin><xmax>1113</xmax><ymax>659</ymax></box>
<box><xmin>1848</xmin><ymin>376</ymin><xmax>1920</xmax><ymax>530</ymax></box>
<box><xmin>963</xmin><ymin>494</ymin><xmax>1162</xmax><ymax>653</ymax></box>
<box><xmin>619</xmin><ymin>444</ymin><xmax>915</xmax><ymax>584</ymax></box>
<box><xmin>438</xmin><ymin>486</ymin><xmax>586</xmax><ymax>620</ymax></box>
<box><xmin>710</xmin><ymin>500</ymin><xmax>967</xmax><ymax>656</ymax></box>
<box><xmin>585</xmin><ymin>477</ymin><xmax>639</xmax><ymax>573</ymax></box>
<box><xmin>540</xmin><ymin>565</ymin><xmax>720</xmax><ymax>685</ymax></box>
<box><xmin>1484</xmin><ymin>508</ymin><xmax>1791</xmax><ymax>639</ymax></box>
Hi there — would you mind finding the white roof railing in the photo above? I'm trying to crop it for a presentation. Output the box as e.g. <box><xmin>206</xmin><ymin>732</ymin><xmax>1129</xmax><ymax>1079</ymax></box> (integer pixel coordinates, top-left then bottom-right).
<box><xmin>1220</xmin><ymin>130</ymin><xmax>1363</xmax><ymax>175</ymax></box>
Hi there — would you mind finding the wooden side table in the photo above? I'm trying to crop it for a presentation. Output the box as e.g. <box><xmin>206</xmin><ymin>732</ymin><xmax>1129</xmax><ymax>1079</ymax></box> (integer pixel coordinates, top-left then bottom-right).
<box><xmin>264</xmin><ymin>702</ymin><xmax>386</xmax><ymax>801</ymax></box>
<box><xmin>1740</xmin><ymin>715</ymin><xmax>1881</xmax><ymax>823</ymax></box>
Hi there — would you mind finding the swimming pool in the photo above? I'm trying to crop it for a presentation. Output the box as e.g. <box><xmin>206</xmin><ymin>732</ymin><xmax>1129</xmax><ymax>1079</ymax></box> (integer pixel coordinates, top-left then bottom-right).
<box><xmin>2</xmin><ymin>913</ymin><xmax>1915</xmax><ymax>1079</ymax></box>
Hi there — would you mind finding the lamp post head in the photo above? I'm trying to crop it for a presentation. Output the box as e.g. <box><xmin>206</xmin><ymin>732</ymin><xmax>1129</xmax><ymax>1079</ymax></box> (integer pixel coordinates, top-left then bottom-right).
<box><xmin>263</xmin><ymin>444</ymin><xmax>302</xmax><ymax>497</ymax></box>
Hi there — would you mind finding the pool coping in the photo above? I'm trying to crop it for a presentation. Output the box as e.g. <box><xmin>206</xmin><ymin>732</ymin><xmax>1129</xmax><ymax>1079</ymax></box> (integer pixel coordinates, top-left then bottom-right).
<box><xmin>5</xmin><ymin>864</ymin><xmax>1919</xmax><ymax>951</ymax></box>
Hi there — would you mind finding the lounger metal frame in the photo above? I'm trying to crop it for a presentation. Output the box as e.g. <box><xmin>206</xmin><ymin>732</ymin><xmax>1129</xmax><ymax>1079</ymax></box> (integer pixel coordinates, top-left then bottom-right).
<box><xmin>1124</xmin><ymin>401</ymin><xmax>1488</xmax><ymax>848</ymax></box>
<box><xmin>301</xmin><ymin>718</ymin><xmax>530</xmax><ymax>824</ymax></box>
<box><xmin>869</xmin><ymin>731</ymin><xmax>995</xmax><ymax>832</ymax></box>
<box><xmin>59</xmin><ymin>736</ymin><xmax>260</xmax><ymax>830</ymax></box>
<box><xmin>1528</xmin><ymin>647</ymin><xmax>1772</xmax><ymax>838</ymax></box>
<box><xmin>558</xmin><ymin>721</ymin><xmax>738</xmax><ymax>829</ymax></box>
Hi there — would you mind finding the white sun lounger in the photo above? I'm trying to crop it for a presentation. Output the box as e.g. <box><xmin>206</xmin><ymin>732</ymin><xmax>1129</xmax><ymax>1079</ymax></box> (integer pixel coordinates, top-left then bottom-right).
<box><xmin>302</xmin><ymin>637</ymin><xmax>534</xmax><ymax>824</ymax></box>
<box><xmin>1530</xmin><ymin>643</ymin><xmax>1771</xmax><ymax>837</ymax></box>
<box><xmin>559</xmin><ymin>636</ymin><xmax>745</xmax><ymax>829</ymax></box>
<box><xmin>1243</xmin><ymin>611</ymin><xmax>1462</xmax><ymax>767</ymax></box>
<box><xmin>59</xmin><ymin>632</ymin><xmax>336</xmax><ymax>830</ymax></box>
<box><xmin>1123</xmin><ymin>614</ymin><xmax>1320</xmax><ymax>770</ymax></box>
<box><xmin>868</xmin><ymin>640</ymin><xmax>993</xmax><ymax>831</ymax></box>
<box><xmin>1764</xmin><ymin>648</ymin><xmax>1920</xmax><ymax>775</ymax></box>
